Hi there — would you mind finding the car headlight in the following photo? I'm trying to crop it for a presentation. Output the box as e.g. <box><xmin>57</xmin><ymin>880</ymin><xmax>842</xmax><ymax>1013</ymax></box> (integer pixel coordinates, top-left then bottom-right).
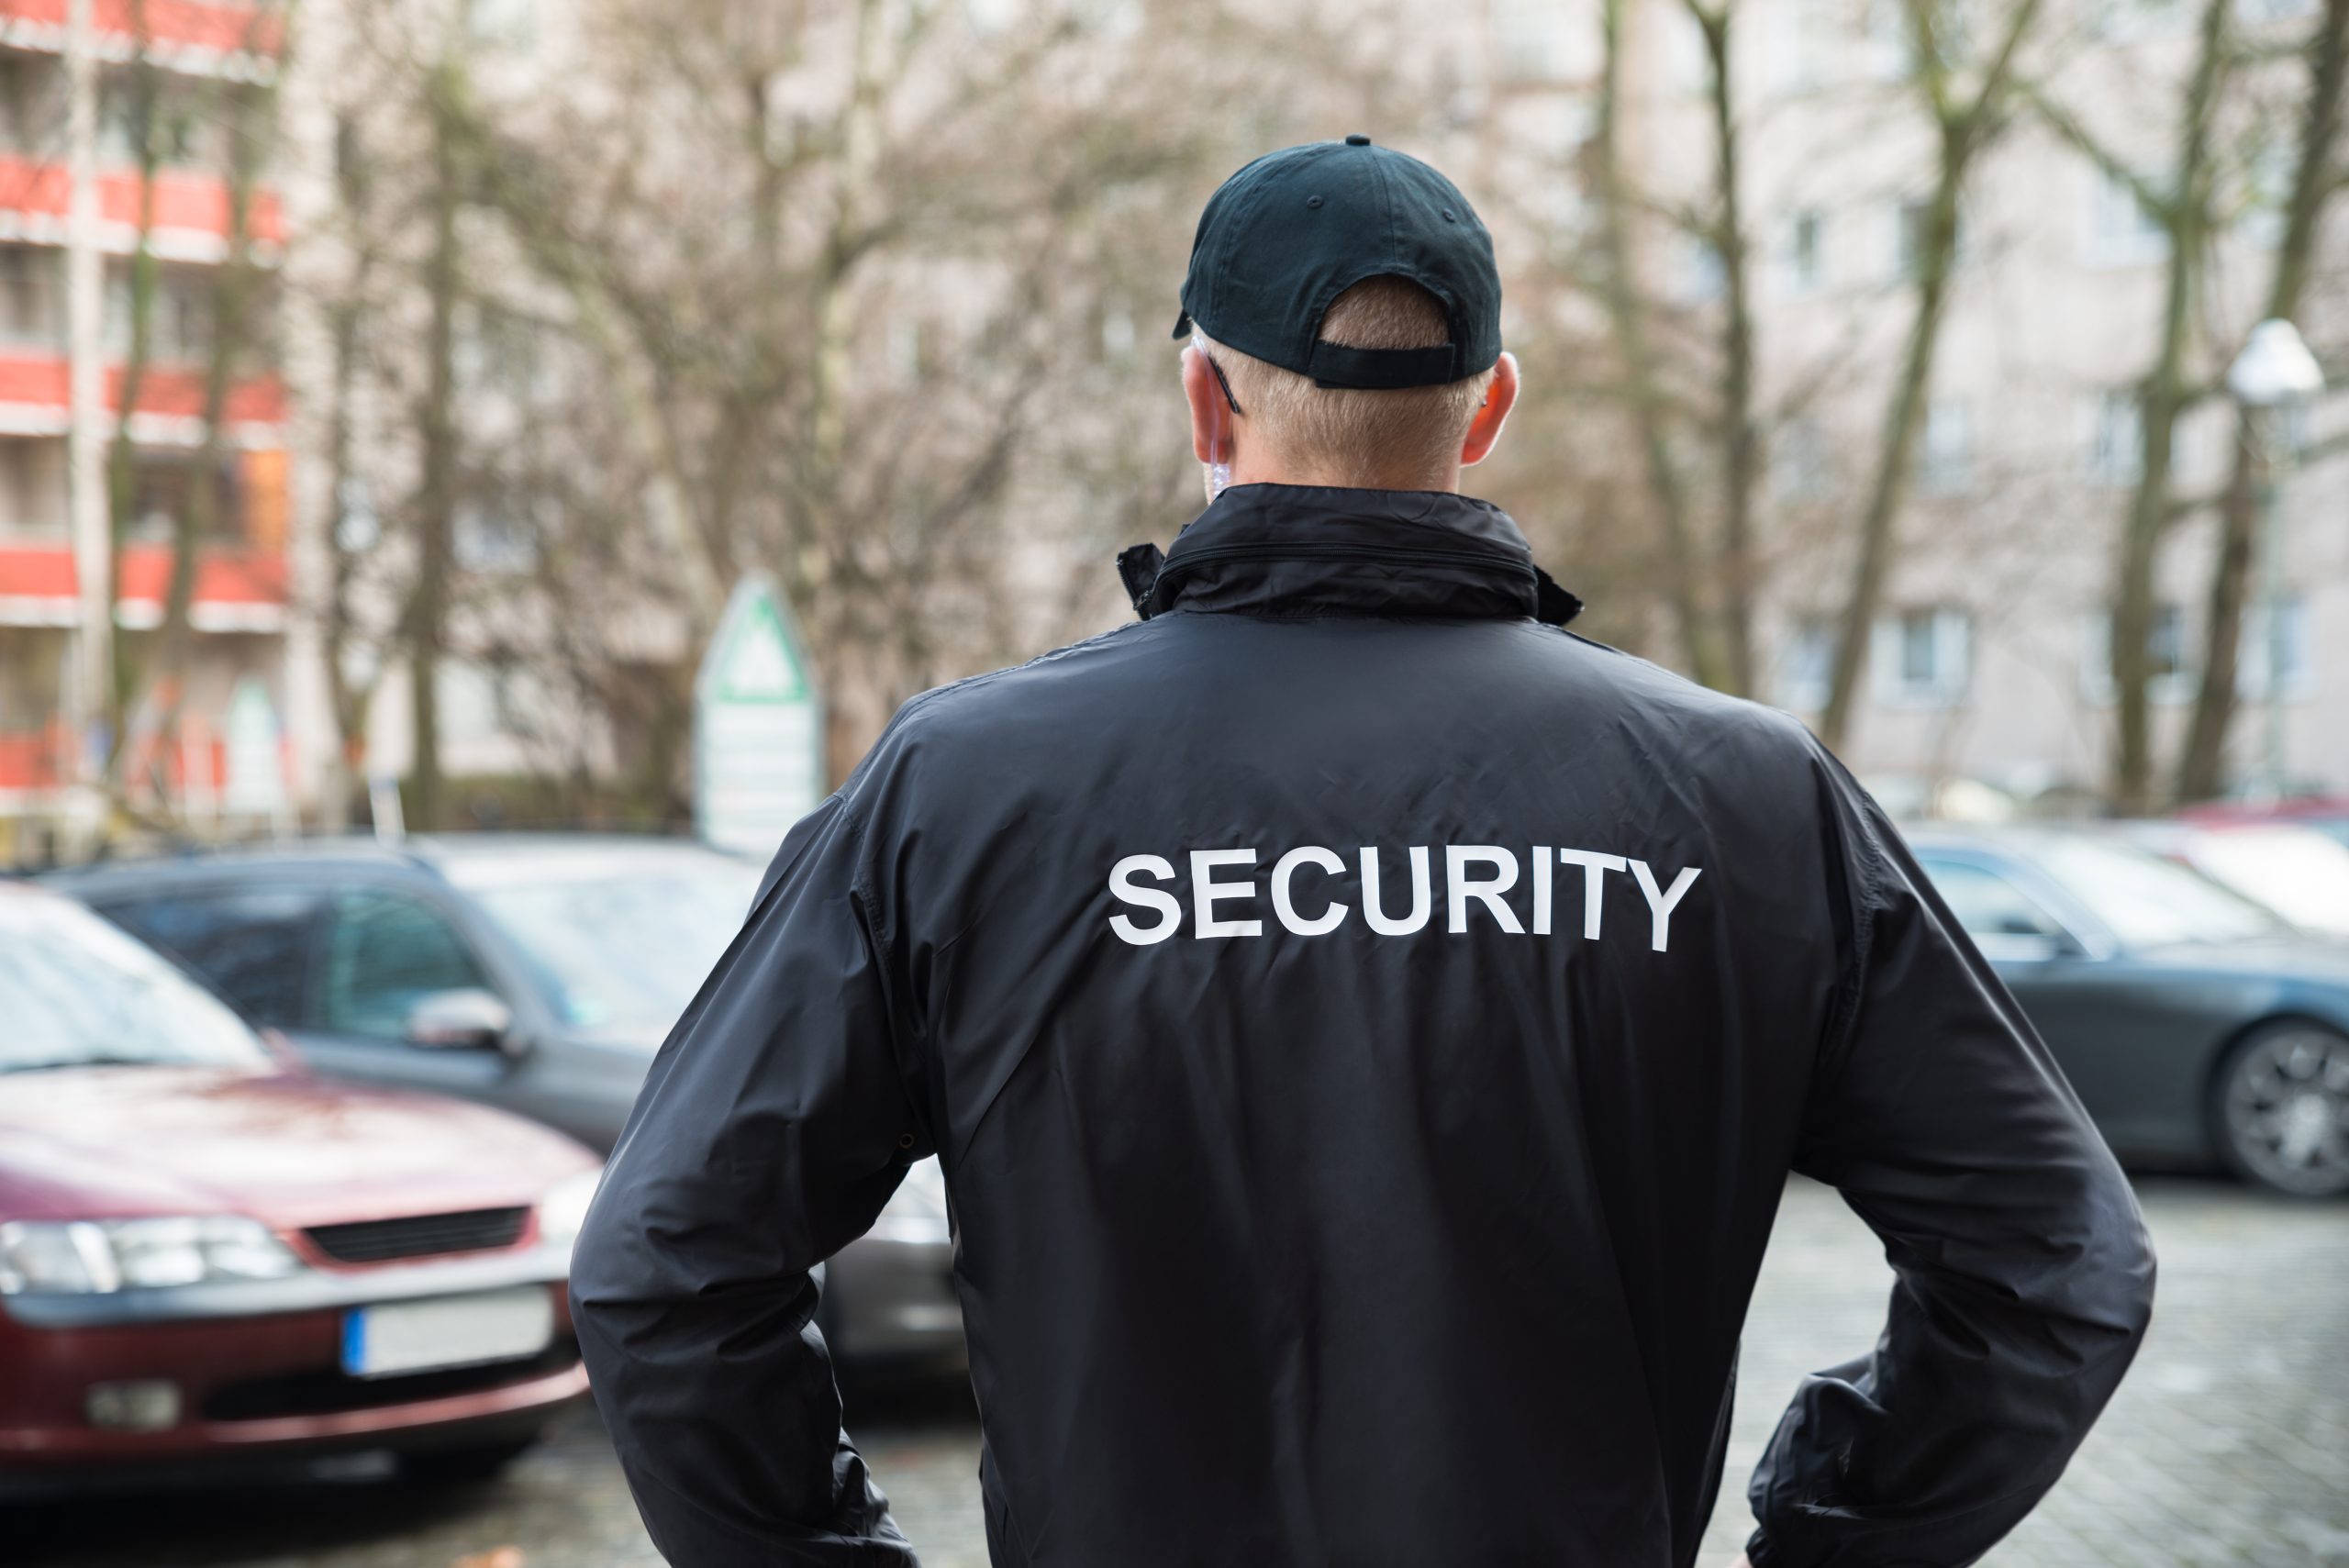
<box><xmin>536</xmin><ymin>1169</ymin><xmax>603</xmax><ymax>1258</ymax></box>
<box><xmin>0</xmin><ymin>1218</ymin><xmax>302</xmax><ymax>1296</ymax></box>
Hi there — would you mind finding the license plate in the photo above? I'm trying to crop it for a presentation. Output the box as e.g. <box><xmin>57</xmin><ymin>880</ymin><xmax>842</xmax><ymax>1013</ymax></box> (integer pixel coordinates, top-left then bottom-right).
<box><xmin>341</xmin><ymin>1288</ymin><xmax>554</xmax><ymax>1380</ymax></box>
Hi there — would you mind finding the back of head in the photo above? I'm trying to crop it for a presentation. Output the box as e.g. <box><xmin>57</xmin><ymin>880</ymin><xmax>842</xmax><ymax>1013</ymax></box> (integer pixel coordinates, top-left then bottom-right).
<box><xmin>1197</xmin><ymin>276</ymin><xmax>1497</xmax><ymax>491</ymax></box>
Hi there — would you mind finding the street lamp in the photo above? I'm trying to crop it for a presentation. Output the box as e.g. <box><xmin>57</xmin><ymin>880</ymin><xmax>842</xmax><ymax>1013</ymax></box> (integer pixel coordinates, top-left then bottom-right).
<box><xmin>2225</xmin><ymin>318</ymin><xmax>2324</xmax><ymax>802</ymax></box>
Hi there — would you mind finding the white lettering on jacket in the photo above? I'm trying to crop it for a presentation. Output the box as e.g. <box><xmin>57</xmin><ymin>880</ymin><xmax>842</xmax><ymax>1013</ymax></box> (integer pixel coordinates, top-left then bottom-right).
<box><xmin>1108</xmin><ymin>845</ymin><xmax>1705</xmax><ymax>952</ymax></box>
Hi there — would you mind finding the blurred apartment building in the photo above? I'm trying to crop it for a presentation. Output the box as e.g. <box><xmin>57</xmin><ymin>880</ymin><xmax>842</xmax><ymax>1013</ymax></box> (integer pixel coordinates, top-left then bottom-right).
<box><xmin>1461</xmin><ymin>0</ymin><xmax>2343</xmax><ymax>811</ymax></box>
<box><xmin>1</xmin><ymin>0</ymin><xmax>2338</xmax><ymax>854</ymax></box>
<box><xmin>0</xmin><ymin>0</ymin><xmax>291</xmax><ymax>856</ymax></box>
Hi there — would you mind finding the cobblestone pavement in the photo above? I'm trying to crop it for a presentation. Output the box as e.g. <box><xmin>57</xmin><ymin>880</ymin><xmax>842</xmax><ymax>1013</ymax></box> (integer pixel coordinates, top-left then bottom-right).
<box><xmin>17</xmin><ymin>1176</ymin><xmax>2347</xmax><ymax>1568</ymax></box>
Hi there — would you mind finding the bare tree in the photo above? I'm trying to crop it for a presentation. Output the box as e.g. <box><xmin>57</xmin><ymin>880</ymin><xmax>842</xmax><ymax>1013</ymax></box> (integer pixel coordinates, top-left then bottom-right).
<box><xmin>2027</xmin><ymin>0</ymin><xmax>2233</xmax><ymax>812</ymax></box>
<box><xmin>1590</xmin><ymin>0</ymin><xmax>1730</xmax><ymax>689</ymax></box>
<box><xmin>1819</xmin><ymin>0</ymin><xmax>2044</xmax><ymax>750</ymax></box>
<box><xmin>2177</xmin><ymin>0</ymin><xmax>2348</xmax><ymax>801</ymax></box>
<box><xmin>443</xmin><ymin>0</ymin><xmax>1367</xmax><ymax>785</ymax></box>
<box><xmin>149</xmin><ymin>10</ymin><xmax>281</xmax><ymax>772</ymax></box>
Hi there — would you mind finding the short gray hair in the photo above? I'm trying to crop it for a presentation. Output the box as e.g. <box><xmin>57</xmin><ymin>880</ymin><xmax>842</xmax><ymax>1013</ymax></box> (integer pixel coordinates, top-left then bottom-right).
<box><xmin>1197</xmin><ymin>276</ymin><xmax>1497</xmax><ymax>487</ymax></box>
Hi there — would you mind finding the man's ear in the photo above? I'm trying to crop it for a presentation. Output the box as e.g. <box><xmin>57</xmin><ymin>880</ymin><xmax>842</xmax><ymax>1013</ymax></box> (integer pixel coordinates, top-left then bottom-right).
<box><xmin>1460</xmin><ymin>351</ymin><xmax>1520</xmax><ymax>468</ymax></box>
<box><xmin>1183</xmin><ymin>343</ymin><xmax>1232</xmax><ymax>465</ymax></box>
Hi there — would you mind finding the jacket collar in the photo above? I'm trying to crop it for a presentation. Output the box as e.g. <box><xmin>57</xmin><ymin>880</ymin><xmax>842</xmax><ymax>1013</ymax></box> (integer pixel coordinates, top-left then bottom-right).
<box><xmin>1117</xmin><ymin>484</ymin><xmax>1582</xmax><ymax>625</ymax></box>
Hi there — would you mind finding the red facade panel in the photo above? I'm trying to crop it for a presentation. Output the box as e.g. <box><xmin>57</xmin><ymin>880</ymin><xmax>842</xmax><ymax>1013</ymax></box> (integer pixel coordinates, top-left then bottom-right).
<box><xmin>0</xmin><ymin>0</ymin><xmax>284</xmax><ymax>61</ymax></box>
<box><xmin>0</xmin><ymin>156</ymin><xmax>286</xmax><ymax>248</ymax></box>
<box><xmin>0</xmin><ymin>352</ymin><xmax>287</xmax><ymax>424</ymax></box>
<box><xmin>0</xmin><ymin>541</ymin><xmax>289</xmax><ymax>606</ymax></box>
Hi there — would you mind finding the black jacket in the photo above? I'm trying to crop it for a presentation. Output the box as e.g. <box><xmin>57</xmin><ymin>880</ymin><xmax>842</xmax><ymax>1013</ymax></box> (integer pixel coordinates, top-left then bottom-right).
<box><xmin>572</xmin><ymin>484</ymin><xmax>2155</xmax><ymax>1568</ymax></box>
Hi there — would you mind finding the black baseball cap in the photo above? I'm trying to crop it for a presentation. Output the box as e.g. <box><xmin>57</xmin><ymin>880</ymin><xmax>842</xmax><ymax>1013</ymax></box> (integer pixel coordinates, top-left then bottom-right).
<box><xmin>1171</xmin><ymin>135</ymin><xmax>1501</xmax><ymax>391</ymax></box>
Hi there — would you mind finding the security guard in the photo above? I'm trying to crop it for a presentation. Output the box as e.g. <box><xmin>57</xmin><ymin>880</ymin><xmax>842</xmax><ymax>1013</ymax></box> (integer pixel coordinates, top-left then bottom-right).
<box><xmin>573</xmin><ymin>139</ymin><xmax>2155</xmax><ymax>1568</ymax></box>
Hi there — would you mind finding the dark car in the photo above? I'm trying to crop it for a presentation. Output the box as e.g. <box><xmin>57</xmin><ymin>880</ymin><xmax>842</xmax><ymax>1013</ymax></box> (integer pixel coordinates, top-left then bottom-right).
<box><xmin>50</xmin><ymin>836</ymin><xmax>962</xmax><ymax>1368</ymax></box>
<box><xmin>1907</xmin><ymin>825</ymin><xmax>2349</xmax><ymax>1196</ymax></box>
<box><xmin>0</xmin><ymin>884</ymin><xmax>601</xmax><ymax>1494</ymax></box>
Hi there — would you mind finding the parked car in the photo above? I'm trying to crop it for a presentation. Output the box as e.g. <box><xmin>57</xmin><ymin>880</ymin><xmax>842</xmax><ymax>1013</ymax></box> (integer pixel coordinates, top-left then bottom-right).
<box><xmin>51</xmin><ymin>836</ymin><xmax>961</xmax><ymax>1369</ymax></box>
<box><xmin>2126</xmin><ymin>820</ymin><xmax>2349</xmax><ymax>940</ymax></box>
<box><xmin>2176</xmin><ymin>796</ymin><xmax>2349</xmax><ymax>848</ymax></box>
<box><xmin>1905</xmin><ymin>825</ymin><xmax>2349</xmax><ymax>1196</ymax></box>
<box><xmin>0</xmin><ymin>884</ymin><xmax>601</xmax><ymax>1495</ymax></box>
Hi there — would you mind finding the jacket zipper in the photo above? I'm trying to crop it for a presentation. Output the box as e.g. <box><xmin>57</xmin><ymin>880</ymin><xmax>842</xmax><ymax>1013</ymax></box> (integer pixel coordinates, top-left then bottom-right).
<box><xmin>1152</xmin><ymin>539</ymin><xmax>1538</xmax><ymax>593</ymax></box>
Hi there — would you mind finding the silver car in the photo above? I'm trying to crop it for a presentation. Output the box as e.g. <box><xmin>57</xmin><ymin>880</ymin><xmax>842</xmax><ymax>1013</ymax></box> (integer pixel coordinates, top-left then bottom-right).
<box><xmin>52</xmin><ymin>835</ymin><xmax>963</xmax><ymax>1372</ymax></box>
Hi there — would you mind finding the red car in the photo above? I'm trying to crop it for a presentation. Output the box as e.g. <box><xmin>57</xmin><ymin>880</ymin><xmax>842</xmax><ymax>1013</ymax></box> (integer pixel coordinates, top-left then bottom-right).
<box><xmin>0</xmin><ymin>884</ymin><xmax>602</xmax><ymax>1495</ymax></box>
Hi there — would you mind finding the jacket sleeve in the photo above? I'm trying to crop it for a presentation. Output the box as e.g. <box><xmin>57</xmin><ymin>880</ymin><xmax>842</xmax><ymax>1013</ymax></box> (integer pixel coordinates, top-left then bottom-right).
<box><xmin>1747</xmin><ymin>751</ymin><xmax>2157</xmax><ymax>1568</ymax></box>
<box><xmin>570</xmin><ymin>794</ymin><xmax>931</xmax><ymax>1568</ymax></box>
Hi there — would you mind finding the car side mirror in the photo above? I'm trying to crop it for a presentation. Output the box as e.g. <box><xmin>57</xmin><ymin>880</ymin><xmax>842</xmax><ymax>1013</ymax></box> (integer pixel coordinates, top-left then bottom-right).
<box><xmin>405</xmin><ymin>988</ymin><xmax>515</xmax><ymax>1051</ymax></box>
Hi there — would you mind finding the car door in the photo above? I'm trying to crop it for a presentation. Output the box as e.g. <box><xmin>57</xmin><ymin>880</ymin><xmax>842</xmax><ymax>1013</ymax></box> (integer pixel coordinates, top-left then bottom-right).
<box><xmin>295</xmin><ymin>884</ymin><xmax>519</xmax><ymax>1106</ymax></box>
<box><xmin>1911</xmin><ymin>851</ymin><xmax>2192</xmax><ymax>1157</ymax></box>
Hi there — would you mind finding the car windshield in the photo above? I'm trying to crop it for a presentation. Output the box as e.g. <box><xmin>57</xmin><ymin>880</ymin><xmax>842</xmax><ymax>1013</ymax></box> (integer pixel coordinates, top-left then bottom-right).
<box><xmin>2185</xmin><ymin>828</ymin><xmax>2349</xmax><ymax>936</ymax></box>
<box><xmin>455</xmin><ymin>849</ymin><xmax>763</xmax><ymax>1040</ymax></box>
<box><xmin>2033</xmin><ymin>836</ymin><xmax>2287</xmax><ymax>947</ymax></box>
<box><xmin>0</xmin><ymin>894</ymin><xmax>270</xmax><ymax>1073</ymax></box>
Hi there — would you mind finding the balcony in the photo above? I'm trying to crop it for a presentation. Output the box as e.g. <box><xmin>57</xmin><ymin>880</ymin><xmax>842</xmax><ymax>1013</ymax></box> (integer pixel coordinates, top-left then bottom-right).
<box><xmin>0</xmin><ymin>0</ymin><xmax>284</xmax><ymax>80</ymax></box>
<box><xmin>0</xmin><ymin>153</ymin><xmax>285</xmax><ymax>260</ymax></box>
<box><xmin>0</xmin><ymin>717</ymin><xmax>68</xmax><ymax>797</ymax></box>
<box><xmin>0</xmin><ymin>351</ymin><xmax>285</xmax><ymax>439</ymax></box>
<box><xmin>0</xmin><ymin>538</ymin><xmax>288</xmax><ymax>630</ymax></box>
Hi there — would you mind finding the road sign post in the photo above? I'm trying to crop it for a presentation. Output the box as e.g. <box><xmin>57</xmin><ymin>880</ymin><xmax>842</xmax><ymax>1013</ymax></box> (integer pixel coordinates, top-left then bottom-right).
<box><xmin>695</xmin><ymin>575</ymin><xmax>827</xmax><ymax>859</ymax></box>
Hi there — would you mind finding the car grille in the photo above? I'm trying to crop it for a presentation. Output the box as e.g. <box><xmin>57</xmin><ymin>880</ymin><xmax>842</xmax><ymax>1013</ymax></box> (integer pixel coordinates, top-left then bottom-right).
<box><xmin>202</xmin><ymin>1340</ymin><xmax>581</xmax><ymax>1422</ymax></box>
<box><xmin>305</xmin><ymin>1207</ymin><xmax>530</xmax><ymax>1264</ymax></box>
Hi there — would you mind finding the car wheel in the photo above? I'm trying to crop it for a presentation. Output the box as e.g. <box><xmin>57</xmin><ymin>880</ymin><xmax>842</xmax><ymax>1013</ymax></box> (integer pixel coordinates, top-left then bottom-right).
<box><xmin>2211</xmin><ymin>1021</ymin><xmax>2349</xmax><ymax>1197</ymax></box>
<box><xmin>403</xmin><ymin>1433</ymin><xmax>541</xmax><ymax>1485</ymax></box>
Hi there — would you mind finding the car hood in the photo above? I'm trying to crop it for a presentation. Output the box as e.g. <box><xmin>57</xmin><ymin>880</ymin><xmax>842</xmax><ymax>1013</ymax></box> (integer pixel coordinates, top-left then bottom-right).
<box><xmin>0</xmin><ymin>1065</ymin><xmax>598</xmax><ymax>1229</ymax></box>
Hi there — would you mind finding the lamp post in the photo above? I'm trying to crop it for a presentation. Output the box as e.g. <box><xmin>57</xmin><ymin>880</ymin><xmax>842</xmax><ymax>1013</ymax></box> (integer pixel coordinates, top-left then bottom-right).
<box><xmin>2224</xmin><ymin>319</ymin><xmax>2324</xmax><ymax>802</ymax></box>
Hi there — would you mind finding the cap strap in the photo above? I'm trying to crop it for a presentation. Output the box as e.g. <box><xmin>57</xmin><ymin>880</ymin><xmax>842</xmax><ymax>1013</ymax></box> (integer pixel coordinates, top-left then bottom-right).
<box><xmin>1305</xmin><ymin>341</ymin><xmax>1461</xmax><ymax>390</ymax></box>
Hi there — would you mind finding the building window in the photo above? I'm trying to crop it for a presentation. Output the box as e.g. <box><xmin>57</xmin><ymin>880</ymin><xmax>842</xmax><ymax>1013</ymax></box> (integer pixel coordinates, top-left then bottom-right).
<box><xmin>454</xmin><ymin>500</ymin><xmax>539</xmax><ymax>575</ymax></box>
<box><xmin>2093</xmin><ymin>0</ymin><xmax>2191</xmax><ymax>39</ymax></box>
<box><xmin>1680</xmin><ymin>233</ymin><xmax>1726</xmax><ymax>303</ymax></box>
<box><xmin>1496</xmin><ymin>0</ymin><xmax>1577</xmax><ymax>83</ymax></box>
<box><xmin>0</xmin><ymin>247</ymin><xmax>61</xmax><ymax>348</ymax></box>
<box><xmin>2238</xmin><ymin>0</ymin><xmax>2318</xmax><ymax>21</ymax></box>
<box><xmin>2239</xmin><ymin>596</ymin><xmax>2310</xmax><ymax>699</ymax></box>
<box><xmin>2239</xmin><ymin>139</ymin><xmax>2295</xmax><ymax>248</ymax></box>
<box><xmin>1892</xmin><ymin>198</ymin><xmax>1961</xmax><ymax>280</ymax></box>
<box><xmin>1778</xmin><ymin>613</ymin><xmax>1838</xmax><ymax>711</ymax></box>
<box><xmin>1920</xmin><ymin>399</ymin><xmax>1973</xmax><ymax>495</ymax></box>
<box><xmin>1771</xmin><ymin>0</ymin><xmax>1834</xmax><ymax>94</ymax></box>
<box><xmin>1784</xmin><ymin>209</ymin><xmax>1825</xmax><ymax>294</ymax></box>
<box><xmin>1877</xmin><ymin>606</ymin><xmax>1972</xmax><ymax>707</ymax></box>
<box><xmin>1864</xmin><ymin>0</ymin><xmax>1910</xmax><ymax>79</ymax></box>
<box><xmin>0</xmin><ymin>439</ymin><xmax>68</xmax><ymax>539</ymax></box>
<box><xmin>2086</xmin><ymin>167</ymin><xmax>2169</xmax><ymax>266</ymax></box>
<box><xmin>1775</xmin><ymin>415</ymin><xmax>1831</xmax><ymax>501</ymax></box>
<box><xmin>965</xmin><ymin>0</ymin><xmax>1022</xmax><ymax>33</ymax></box>
<box><xmin>2087</xmin><ymin>391</ymin><xmax>2144</xmax><ymax>485</ymax></box>
<box><xmin>2082</xmin><ymin>602</ymin><xmax>2198</xmax><ymax>704</ymax></box>
<box><xmin>465</xmin><ymin>0</ymin><xmax>534</xmax><ymax>46</ymax></box>
<box><xmin>1666</xmin><ymin>6</ymin><xmax>1714</xmax><ymax>95</ymax></box>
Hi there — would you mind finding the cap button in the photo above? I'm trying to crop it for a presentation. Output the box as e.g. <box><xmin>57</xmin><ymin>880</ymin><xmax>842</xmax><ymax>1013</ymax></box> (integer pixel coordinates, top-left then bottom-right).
<box><xmin>1344</xmin><ymin>133</ymin><xmax>1371</xmax><ymax>146</ymax></box>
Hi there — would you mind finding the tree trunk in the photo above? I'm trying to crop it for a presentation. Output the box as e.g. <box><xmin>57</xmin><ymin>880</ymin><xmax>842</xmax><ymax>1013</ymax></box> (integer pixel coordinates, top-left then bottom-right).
<box><xmin>410</xmin><ymin>61</ymin><xmax>464</xmax><ymax>832</ymax></box>
<box><xmin>1820</xmin><ymin>0</ymin><xmax>2042</xmax><ymax>751</ymax></box>
<box><xmin>1700</xmin><ymin>2</ymin><xmax>1759</xmax><ymax>697</ymax></box>
<box><xmin>104</xmin><ymin>18</ymin><xmax>162</xmax><ymax>771</ymax></box>
<box><xmin>152</xmin><ymin>85</ymin><xmax>263</xmax><ymax>794</ymax></box>
<box><xmin>1820</xmin><ymin>168</ymin><xmax>1961</xmax><ymax>748</ymax></box>
<box><xmin>2176</xmin><ymin>0</ymin><xmax>2347</xmax><ymax>801</ymax></box>
<box><xmin>1596</xmin><ymin>0</ymin><xmax>1727</xmax><ymax>690</ymax></box>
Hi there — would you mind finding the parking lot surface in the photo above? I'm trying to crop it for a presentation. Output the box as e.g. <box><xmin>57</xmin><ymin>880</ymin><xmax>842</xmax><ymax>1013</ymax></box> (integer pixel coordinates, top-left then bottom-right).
<box><xmin>17</xmin><ymin>1175</ymin><xmax>2347</xmax><ymax>1568</ymax></box>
